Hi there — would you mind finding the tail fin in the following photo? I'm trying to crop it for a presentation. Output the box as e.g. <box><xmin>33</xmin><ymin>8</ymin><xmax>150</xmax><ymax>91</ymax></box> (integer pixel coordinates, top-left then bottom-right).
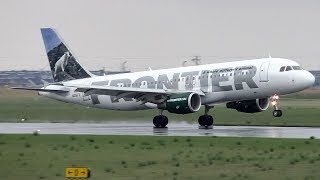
<box><xmin>40</xmin><ymin>28</ymin><xmax>93</xmax><ymax>82</ymax></box>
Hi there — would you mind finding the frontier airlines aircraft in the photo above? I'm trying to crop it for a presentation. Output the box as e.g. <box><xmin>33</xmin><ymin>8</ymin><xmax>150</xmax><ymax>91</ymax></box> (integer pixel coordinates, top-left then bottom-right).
<box><xmin>13</xmin><ymin>28</ymin><xmax>315</xmax><ymax>128</ymax></box>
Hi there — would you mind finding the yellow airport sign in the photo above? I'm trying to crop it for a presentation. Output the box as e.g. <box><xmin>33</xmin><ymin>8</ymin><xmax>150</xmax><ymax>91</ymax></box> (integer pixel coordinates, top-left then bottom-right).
<box><xmin>65</xmin><ymin>167</ymin><xmax>90</xmax><ymax>178</ymax></box>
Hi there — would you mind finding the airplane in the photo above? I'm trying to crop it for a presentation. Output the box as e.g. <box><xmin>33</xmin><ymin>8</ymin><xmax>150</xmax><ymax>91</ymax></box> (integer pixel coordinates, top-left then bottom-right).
<box><xmin>13</xmin><ymin>28</ymin><xmax>315</xmax><ymax>128</ymax></box>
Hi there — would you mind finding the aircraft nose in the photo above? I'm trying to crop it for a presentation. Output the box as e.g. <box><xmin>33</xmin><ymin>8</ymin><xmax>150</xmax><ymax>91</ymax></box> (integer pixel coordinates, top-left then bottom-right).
<box><xmin>305</xmin><ymin>71</ymin><xmax>315</xmax><ymax>87</ymax></box>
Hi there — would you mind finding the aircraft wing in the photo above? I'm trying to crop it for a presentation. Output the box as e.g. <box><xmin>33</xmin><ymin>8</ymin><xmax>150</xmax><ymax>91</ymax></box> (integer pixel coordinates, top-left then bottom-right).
<box><xmin>11</xmin><ymin>87</ymin><xmax>69</xmax><ymax>93</ymax></box>
<box><xmin>64</xmin><ymin>84</ymin><xmax>205</xmax><ymax>103</ymax></box>
<box><xmin>13</xmin><ymin>84</ymin><xmax>205</xmax><ymax>103</ymax></box>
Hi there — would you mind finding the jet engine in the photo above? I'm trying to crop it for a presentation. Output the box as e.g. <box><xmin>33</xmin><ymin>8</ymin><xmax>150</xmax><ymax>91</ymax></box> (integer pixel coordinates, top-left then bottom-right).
<box><xmin>226</xmin><ymin>98</ymin><xmax>269</xmax><ymax>113</ymax></box>
<box><xmin>165</xmin><ymin>92</ymin><xmax>201</xmax><ymax>114</ymax></box>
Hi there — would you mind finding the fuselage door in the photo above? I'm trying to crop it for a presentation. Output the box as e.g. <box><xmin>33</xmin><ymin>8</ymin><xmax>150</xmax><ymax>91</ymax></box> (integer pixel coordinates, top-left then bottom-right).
<box><xmin>260</xmin><ymin>61</ymin><xmax>270</xmax><ymax>82</ymax></box>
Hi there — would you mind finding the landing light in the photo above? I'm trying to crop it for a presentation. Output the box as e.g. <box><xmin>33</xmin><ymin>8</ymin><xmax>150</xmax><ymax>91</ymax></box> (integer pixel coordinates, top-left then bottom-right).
<box><xmin>272</xmin><ymin>95</ymin><xmax>279</xmax><ymax>100</ymax></box>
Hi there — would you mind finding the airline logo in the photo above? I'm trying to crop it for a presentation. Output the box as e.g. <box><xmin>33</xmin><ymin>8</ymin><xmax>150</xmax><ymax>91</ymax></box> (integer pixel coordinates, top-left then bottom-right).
<box><xmin>88</xmin><ymin>65</ymin><xmax>259</xmax><ymax>104</ymax></box>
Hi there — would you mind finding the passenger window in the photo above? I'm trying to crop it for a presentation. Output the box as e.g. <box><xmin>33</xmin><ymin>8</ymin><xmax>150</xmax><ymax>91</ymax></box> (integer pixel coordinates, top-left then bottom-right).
<box><xmin>285</xmin><ymin>66</ymin><xmax>292</xmax><ymax>71</ymax></box>
<box><xmin>292</xmin><ymin>66</ymin><xmax>302</xmax><ymax>70</ymax></box>
<box><xmin>280</xmin><ymin>66</ymin><xmax>285</xmax><ymax>72</ymax></box>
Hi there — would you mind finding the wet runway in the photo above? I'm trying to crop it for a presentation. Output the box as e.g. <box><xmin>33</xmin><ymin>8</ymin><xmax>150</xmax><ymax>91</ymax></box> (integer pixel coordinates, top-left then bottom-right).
<box><xmin>1</xmin><ymin>122</ymin><xmax>320</xmax><ymax>138</ymax></box>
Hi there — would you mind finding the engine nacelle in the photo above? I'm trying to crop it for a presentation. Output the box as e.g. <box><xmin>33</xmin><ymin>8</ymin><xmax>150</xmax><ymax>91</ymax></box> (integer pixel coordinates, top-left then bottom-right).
<box><xmin>165</xmin><ymin>92</ymin><xmax>201</xmax><ymax>114</ymax></box>
<box><xmin>226</xmin><ymin>98</ymin><xmax>269</xmax><ymax>113</ymax></box>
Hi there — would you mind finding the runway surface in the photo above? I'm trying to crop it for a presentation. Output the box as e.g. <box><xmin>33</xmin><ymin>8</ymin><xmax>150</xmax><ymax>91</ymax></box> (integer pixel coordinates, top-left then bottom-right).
<box><xmin>1</xmin><ymin>122</ymin><xmax>320</xmax><ymax>138</ymax></box>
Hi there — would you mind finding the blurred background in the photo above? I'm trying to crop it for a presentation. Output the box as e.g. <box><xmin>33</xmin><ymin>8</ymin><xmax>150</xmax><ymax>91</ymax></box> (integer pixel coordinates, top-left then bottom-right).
<box><xmin>0</xmin><ymin>0</ymin><xmax>319</xmax><ymax>87</ymax></box>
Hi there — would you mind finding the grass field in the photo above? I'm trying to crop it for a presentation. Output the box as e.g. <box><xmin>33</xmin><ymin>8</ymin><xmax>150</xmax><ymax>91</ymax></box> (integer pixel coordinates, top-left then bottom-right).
<box><xmin>0</xmin><ymin>88</ymin><xmax>320</xmax><ymax>126</ymax></box>
<box><xmin>0</xmin><ymin>134</ymin><xmax>320</xmax><ymax>180</ymax></box>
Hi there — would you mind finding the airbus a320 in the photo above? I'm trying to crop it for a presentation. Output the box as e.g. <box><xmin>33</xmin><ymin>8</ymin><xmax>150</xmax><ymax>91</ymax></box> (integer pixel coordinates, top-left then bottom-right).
<box><xmin>13</xmin><ymin>28</ymin><xmax>315</xmax><ymax>128</ymax></box>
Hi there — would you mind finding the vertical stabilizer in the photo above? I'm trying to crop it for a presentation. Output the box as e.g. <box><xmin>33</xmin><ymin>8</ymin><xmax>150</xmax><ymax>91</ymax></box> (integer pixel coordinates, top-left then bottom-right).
<box><xmin>40</xmin><ymin>28</ymin><xmax>93</xmax><ymax>82</ymax></box>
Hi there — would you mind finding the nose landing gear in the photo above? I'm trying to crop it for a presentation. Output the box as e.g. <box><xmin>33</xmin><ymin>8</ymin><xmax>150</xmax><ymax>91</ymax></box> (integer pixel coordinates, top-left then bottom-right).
<box><xmin>271</xmin><ymin>94</ymin><xmax>282</xmax><ymax>117</ymax></box>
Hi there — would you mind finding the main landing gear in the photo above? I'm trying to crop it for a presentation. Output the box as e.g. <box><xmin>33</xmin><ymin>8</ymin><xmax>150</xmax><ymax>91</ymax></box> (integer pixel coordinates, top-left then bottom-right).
<box><xmin>153</xmin><ymin>110</ymin><xmax>168</xmax><ymax>128</ymax></box>
<box><xmin>153</xmin><ymin>106</ymin><xmax>215</xmax><ymax>128</ymax></box>
<box><xmin>271</xmin><ymin>94</ymin><xmax>282</xmax><ymax>117</ymax></box>
<box><xmin>198</xmin><ymin>105</ymin><xmax>214</xmax><ymax>127</ymax></box>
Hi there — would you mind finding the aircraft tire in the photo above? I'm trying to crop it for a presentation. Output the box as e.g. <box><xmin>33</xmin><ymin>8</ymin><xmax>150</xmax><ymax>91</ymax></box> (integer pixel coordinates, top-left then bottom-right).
<box><xmin>153</xmin><ymin>115</ymin><xmax>168</xmax><ymax>128</ymax></box>
<box><xmin>273</xmin><ymin>110</ymin><xmax>283</xmax><ymax>117</ymax></box>
<box><xmin>198</xmin><ymin>115</ymin><xmax>214</xmax><ymax>126</ymax></box>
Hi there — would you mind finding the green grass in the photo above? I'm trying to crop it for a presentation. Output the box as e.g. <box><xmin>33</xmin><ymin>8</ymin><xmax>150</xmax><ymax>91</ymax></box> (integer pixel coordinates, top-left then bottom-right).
<box><xmin>1</xmin><ymin>88</ymin><xmax>320</xmax><ymax>126</ymax></box>
<box><xmin>283</xmin><ymin>89</ymin><xmax>320</xmax><ymax>99</ymax></box>
<box><xmin>0</xmin><ymin>134</ymin><xmax>320</xmax><ymax>180</ymax></box>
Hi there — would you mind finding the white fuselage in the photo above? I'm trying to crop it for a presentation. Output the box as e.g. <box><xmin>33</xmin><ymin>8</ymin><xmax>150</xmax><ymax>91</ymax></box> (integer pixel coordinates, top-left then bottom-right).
<box><xmin>40</xmin><ymin>58</ymin><xmax>315</xmax><ymax>111</ymax></box>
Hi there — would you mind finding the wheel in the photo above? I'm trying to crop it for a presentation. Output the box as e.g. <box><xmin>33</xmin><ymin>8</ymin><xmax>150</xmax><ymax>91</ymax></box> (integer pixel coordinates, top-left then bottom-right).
<box><xmin>272</xmin><ymin>110</ymin><xmax>278</xmax><ymax>117</ymax></box>
<box><xmin>206</xmin><ymin>115</ymin><xmax>214</xmax><ymax>126</ymax></box>
<box><xmin>198</xmin><ymin>115</ymin><xmax>206</xmax><ymax>126</ymax></box>
<box><xmin>273</xmin><ymin>110</ymin><xmax>282</xmax><ymax>117</ymax></box>
<box><xmin>153</xmin><ymin>115</ymin><xmax>168</xmax><ymax>128</ymax></box>
<box><xmin>198</xmin><ymin>115</ymin><xmax>214</xmax><ymax>126</ymax></box>
<box><xmin>161</xmin><ymin>116</ymin><xmax>168</xmax><ymax>127</ymax></box>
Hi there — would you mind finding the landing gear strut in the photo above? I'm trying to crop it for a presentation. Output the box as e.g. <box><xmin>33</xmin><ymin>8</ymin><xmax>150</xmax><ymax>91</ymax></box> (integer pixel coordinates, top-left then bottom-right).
<box><xmin>198</xmin><ymin>105</ymin><xmax>214</xmax><ymax>127</ymax></box>
<box><xmin>271</xmin><ymin>94</ymin><xmax>282</xmax><ymax>117</ymax></box>
<box><xmin>153</xmin><ymin>110</ymin><xmax>168</xmax><ymax>128</ymax></box>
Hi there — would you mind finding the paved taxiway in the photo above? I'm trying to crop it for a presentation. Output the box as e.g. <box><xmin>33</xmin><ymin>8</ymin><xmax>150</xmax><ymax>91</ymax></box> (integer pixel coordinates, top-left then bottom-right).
<box><xmin>1</xmin><ymin>122</ymin><xmax>320</xmax><ymax>138</ymax></box>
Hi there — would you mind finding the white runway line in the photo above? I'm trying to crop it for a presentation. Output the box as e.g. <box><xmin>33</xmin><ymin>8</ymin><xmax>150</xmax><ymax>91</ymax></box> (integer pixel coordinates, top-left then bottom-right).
<box><xmin>0</xmin><ymin>122</ymin><xmax>319</xmax><ymax>138</ymax></box>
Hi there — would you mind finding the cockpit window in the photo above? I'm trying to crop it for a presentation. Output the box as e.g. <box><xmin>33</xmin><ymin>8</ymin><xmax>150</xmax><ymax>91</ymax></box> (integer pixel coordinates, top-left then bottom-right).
<box><xmin>285</xmin><ymin>66</ymin><xmax>292</xmax><ymax>71</ymax></box>
<box><xmin>292</xmin><ymin>66</ymin><xmax>302</xmax><ymax>70</ymax></box>
<box><xmin>280</xmin><ymin>66</ymin><xmax>285</xmax><ymax>72</ymax></box>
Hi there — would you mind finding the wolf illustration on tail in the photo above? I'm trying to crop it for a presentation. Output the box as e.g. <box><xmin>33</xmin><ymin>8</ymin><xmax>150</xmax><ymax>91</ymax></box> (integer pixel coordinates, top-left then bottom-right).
<box><xmin>40</xmin><ymin>28</ymin><xmax>93</xmax><ymax>82</ymax></box>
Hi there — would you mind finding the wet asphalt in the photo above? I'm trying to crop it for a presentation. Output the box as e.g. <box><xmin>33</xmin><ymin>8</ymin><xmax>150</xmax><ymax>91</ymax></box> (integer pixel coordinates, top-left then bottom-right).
<box><xmin>1</xmin><ymin>122</ymin><xmax>320</xmax><ymax>139</ymax></box>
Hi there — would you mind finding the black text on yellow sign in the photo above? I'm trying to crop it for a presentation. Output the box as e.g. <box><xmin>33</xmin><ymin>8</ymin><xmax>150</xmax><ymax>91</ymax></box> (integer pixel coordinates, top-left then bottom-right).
<box><xmin>65</xmin><ymin>167</ymin><xmax>90</xmax><ymax>178</ymax></box>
